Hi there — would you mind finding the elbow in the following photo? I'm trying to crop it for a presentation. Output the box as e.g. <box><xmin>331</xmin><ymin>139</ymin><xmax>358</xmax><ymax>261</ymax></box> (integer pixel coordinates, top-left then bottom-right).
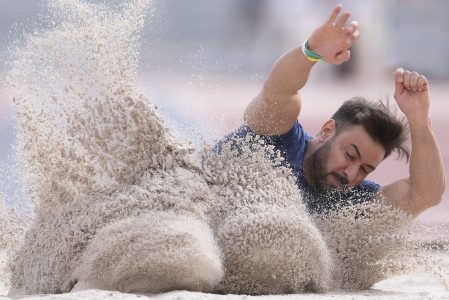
<box><xmin>428</xmin><ymin>180</ymin><xmax>445</xmax><ymax>207</ymax></box>
<box><xmin>430</xmin><ymin>194</ymin><xmax>443</xmax><ymax>207</ymax></box>
<box><xmin>442</xmin><ymin>173</ymin><xmax>446</xmax><ymax>195</ymax></box>
<box><xmin>429</xmin><ymin>175</ymin><xmax>446</xmax><ymax>207</ymax></box>
<box><xmin>436</xmin><ymin>174</ymin><xmax>446</xmax><ymax>204</ymax></box>
<box><xmin>413</xmin><ymin>183</ymin><xmax>445</xmax><ymax>212</ymax></box>
<box><xmin>414</xmin><ymin>193</ymin><xmax>442</xmax><ymax>216</ymax></box>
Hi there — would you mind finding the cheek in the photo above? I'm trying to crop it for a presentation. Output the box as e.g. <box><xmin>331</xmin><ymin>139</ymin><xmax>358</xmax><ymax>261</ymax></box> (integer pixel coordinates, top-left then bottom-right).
<box><xmin>327</xmin><ymin>147</ymin><xmax>346</xmax><ymax>170</ymax></box>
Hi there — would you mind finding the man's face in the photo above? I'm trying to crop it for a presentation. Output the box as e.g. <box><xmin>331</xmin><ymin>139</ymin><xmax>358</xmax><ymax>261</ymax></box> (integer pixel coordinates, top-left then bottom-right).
<box><xmin>307</xmin><ymin>125</ymin><xmax>385</xmax><ymax>192</ymax></box>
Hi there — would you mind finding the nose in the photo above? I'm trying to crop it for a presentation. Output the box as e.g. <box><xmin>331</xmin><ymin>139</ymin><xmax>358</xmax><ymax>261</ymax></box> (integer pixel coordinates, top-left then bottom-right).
<box><xmin>343</xmin><ymin>164</ymin><xmax>359</xmax><ymax>185</ymax></box>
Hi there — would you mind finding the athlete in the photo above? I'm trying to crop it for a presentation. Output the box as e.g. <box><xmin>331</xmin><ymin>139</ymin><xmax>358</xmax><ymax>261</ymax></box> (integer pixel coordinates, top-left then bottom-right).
<box><xmin>220</xmin><ymin>4</ymin><xmax>445</xmax><ymax>216</ymax></box>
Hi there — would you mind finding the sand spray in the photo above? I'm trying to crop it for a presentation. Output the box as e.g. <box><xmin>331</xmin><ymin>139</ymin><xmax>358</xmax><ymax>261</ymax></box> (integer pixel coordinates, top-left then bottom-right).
<box><xmin>1</xmin><ymin>0</ymin><xmax>448</xmax><ymax>295</ymax></box>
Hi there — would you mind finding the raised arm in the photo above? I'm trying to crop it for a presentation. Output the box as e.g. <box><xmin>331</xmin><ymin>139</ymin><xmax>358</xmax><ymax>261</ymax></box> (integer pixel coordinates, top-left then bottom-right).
<box><xmin>380</xmin><ymin>68</ymin><xmax>446</xmax><ymax>217</ymax></box>
<box><xmin>244</xmin><ymin>4</ymin><xmax>360</xmax><ymax>135</ymax></box>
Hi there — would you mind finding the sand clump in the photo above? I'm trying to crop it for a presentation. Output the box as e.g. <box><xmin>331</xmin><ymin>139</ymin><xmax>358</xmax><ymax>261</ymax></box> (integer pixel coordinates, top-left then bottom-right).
<box><xmin>2</xmin><ymin>0</ymin><xmax>449</xmax><ymax>297</ymax></box>
<box><xmin>202</xmin><ymin>137</ymin><xmax>332</xmax><ymax>294</ymax></box>
<box><xmin>314</xmin><ymin>201</ymin><xmax>412</xmax><ymax>289</ymax></box>
<box><xmin>314</xmin><ymin>199</ymin><xmax>449</xmax><ymax>291</ymax></box>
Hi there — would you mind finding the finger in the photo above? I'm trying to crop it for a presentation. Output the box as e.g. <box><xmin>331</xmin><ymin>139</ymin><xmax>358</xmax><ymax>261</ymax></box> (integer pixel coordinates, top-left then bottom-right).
<box><xmin>335</xmin><ymin>49</ymin><xmax>350</xmax><ymax>64</ymax></box>
<box><xmin>335</xmin><ymin>11</ymin><xmax>351</xmax><ymax>28</ymax></box>
<box><xmin>393</xmin><ymin>68</ymin><xmax>405</xmax><ymax>98</ymax></box>
<box><xmin>420</xmin><ymin>75</ymin><xmax>429</xmax><ymax>92</ymax></box>
<box><xmin>326</xmin><ymin>4</ymin><xmax>343</xmax><ymax>26</ymax></box>
<box><xmin>410</xmin><ymin>71</ymin><xmax>419</xmax><ymax>92</ymax></box>
<box><xmin>417</xmin><ymin>75</ymin><xmax>426</xmax><ymax>92</ymax></box>
<box><xmin>403</xmin><ymin>70</ymin><xmax>411</xmax><ymax>91</ymax></box>
<box><xmin>344</xmin><ymin>20</ymin><xmax>359</xmax><ymax>34</ymax></box>
<box><xmin>393</xmin><ymin>67</ymin><xmax>404</xmax><ymax>83</ymax></box>
<box><xmin>345</xmin><ymin>29</ymin><xmax>360</xmax><ymax>45</ymax></box>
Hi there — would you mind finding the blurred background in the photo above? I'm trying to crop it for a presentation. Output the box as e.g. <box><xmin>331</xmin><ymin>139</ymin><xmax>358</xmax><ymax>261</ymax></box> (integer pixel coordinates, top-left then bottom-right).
<box><xmin>0</xmin><ymin>0</ymin><xmax>448</xmax><ymax>224</ymax></box>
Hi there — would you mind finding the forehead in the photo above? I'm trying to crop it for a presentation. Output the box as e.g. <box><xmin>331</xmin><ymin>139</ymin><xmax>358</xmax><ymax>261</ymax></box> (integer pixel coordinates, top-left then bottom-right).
<box><xmin>334</xmin><ymin>125</ymin><xmax>385</xmax><ymax>164</ymax></box>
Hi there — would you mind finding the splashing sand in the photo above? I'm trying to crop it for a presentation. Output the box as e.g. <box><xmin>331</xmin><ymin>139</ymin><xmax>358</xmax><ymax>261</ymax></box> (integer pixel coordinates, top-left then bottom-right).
<box><xmin>2</xmin><ymin>0</ymin><xmax>448</xmax><ymax>297</ymax></box>
<box><xmin>0</xmin><ymin>194</ymin><xmax>29</xmax><ymax>292</ymax></box>
<box><xmin>202</xmin><ymin>137</ymin><xmax>332</xmax><ymax>294</ymax></box>
<box><xmin>6</xmin><ymin>0</ymin><xmax>224</xmax><ymax>295</ymax></box>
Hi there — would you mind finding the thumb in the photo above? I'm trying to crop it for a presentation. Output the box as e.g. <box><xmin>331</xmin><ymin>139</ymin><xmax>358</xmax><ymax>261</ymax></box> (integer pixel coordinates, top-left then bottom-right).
<box><xmin>335</xmin><ymin>49</ymin><xmax>350</xmax><ymax>65</ymax></box>
<box><xmin>393</xmin><ymin>68</ymin><xmax>405</xmax><ymax>99</ymax></box>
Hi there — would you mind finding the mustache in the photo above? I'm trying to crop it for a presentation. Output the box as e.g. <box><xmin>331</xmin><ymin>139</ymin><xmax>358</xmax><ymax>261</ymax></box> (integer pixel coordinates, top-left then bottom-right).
<box><xmin>330</xmin><ymin>172</ymin><xmax>348</xmax><ymax>186</ymax></box>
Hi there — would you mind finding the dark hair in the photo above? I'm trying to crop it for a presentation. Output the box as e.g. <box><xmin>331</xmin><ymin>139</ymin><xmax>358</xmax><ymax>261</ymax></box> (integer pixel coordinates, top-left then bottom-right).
<box><xmin>331</xmin><ymin>96</ymin><xmax>409</xmax><ymax>161</ymax></box>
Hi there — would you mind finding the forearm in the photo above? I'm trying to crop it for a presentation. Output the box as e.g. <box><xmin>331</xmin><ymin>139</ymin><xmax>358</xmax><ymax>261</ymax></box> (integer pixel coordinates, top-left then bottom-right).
<box><xmin>243</xmin><ymin>5</ymin><xmax>357</xmax><ymax>135</ymax></box>
<box><xmin>244</xmin><ymin>48</ymin><xmax>314</xmax><ymax>135</ymax></box>
<box><xmin>408</xmin><ymin>118</ymin><xmax>445</xmax><ymax>207</ymax></box>
<box><xmin>263</xmin><ymin>47</ymin><xmax>315</xmax><ymax>104</ymax></box>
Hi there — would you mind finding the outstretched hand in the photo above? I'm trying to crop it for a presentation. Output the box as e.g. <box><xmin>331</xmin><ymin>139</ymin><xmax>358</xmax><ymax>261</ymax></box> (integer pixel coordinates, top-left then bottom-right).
<box><xmin>308</xmin><ymin>4</ymin><xmax>359</xmax><ymax>65</ymax></box>
<box><xmin>393</xmin><ymin>68</ymin><xmax>430</xmax><ymax>122</ymax></box>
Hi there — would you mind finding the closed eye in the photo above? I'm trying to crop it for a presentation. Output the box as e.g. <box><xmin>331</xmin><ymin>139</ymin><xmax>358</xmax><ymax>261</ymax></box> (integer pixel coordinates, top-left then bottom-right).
<box><xmin>360</xmin><ymin>168</ymin><xmax>369</xmax><ymax>175</ymax></box>
<box><xmin>346</xmin><ymin>152</ymin><xmax>355</xmax><ymax>161</ymax></box>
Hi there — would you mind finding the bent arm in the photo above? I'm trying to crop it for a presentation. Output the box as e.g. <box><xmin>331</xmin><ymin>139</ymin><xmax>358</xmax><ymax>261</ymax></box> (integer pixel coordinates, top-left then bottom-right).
<box><xmin>244</xmin><ymin>4</ymin><xmax>359</xmax><ymax>136</ymax></box>
<box><xmin>380</xmin><ymin>69</ymin><xmax>445</xmax><ymax>217</ymax></box>
<box><xmin>381</xmin><ymin>119</ymin><xmax>445</xmax><ymax>217</ymax></box>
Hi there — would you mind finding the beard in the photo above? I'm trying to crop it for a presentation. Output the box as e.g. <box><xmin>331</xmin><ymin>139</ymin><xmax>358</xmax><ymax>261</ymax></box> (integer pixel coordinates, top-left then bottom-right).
<box><xmin>305</xmin><ymin>138</ymin><xmax>349</xmax><ymax>193</ymax></box>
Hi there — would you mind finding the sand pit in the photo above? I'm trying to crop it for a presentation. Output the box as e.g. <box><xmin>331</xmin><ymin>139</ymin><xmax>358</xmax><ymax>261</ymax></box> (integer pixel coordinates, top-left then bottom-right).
<box><xmin>0</xmin><ymin>0</ymin><xmax>448</xmax><ymax>299</ymax></box>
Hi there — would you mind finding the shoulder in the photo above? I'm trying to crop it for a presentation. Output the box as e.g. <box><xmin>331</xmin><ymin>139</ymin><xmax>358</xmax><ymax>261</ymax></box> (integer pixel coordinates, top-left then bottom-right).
<box><xmin>269</xmin><ymin>120</ymin><xmax>307</xmax><ymax>141</ymax></box>
<box><xmin>219</xmin><ymin>120</ymin><xmax>310</xmax><ymax>145</ymax></box>
<box><xmin>356</xmin><ymin>180</ymin><xmax>381</xmax><ymax>193</ymax></box>
<box><xmin>215</xmin><ymin>120</ymin><xmax>311</xmax><ymax>168</ymax></box>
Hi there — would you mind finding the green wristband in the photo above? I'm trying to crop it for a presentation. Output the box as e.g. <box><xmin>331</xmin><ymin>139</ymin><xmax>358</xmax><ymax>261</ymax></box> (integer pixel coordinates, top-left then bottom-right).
<box><xmin>302</xmin><ymin>39</ymin><xmax>322</xmax><ymax>62</ymax></box>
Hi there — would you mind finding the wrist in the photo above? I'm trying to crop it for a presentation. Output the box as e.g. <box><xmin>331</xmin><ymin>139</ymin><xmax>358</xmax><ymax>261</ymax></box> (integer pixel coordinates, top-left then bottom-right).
<box><xmin>406</xmin><ymin>111</ymin><xmax>429</xmax><ymax>123</ymax></box>
<box><xmin>306</xmin><ymin>37</ymin><xmax>319</xmax><ymax>52</ymax></box>
<box><xmin>301</xmin><ymin>39</ymin><xmax>322</xmax><ymax>63</ymax></box>
<box><xmin>407</xmin><ymin>114</ymin><xmax>431</xmax><ymax>131</ymax></box>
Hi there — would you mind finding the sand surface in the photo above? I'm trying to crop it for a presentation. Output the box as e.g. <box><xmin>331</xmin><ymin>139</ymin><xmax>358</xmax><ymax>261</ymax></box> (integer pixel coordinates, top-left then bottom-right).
<box><xmin>3</xmin><ymin>257</ymin><xmax>449</xmax><ymax>299</ymax></box>
<box><xmin>0</xmin><ymin>251</ymin><xmax>448</xmax><ymax>300</ymax></box>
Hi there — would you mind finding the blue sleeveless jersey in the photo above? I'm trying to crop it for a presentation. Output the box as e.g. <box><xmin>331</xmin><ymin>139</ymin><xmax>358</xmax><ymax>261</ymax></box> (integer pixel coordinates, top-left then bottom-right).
<box><xmin>216</xmin><ymin>120</ymin><xmax>381</xmax><ymax>214</ymax></box>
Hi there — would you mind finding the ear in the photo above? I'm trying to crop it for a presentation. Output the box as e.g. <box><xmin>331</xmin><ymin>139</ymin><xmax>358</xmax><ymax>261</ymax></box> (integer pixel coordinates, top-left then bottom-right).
<box><xmin>318</xmin><ymin>119</ymin><xmax>337</xmax><ymax>143</ymax></box>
